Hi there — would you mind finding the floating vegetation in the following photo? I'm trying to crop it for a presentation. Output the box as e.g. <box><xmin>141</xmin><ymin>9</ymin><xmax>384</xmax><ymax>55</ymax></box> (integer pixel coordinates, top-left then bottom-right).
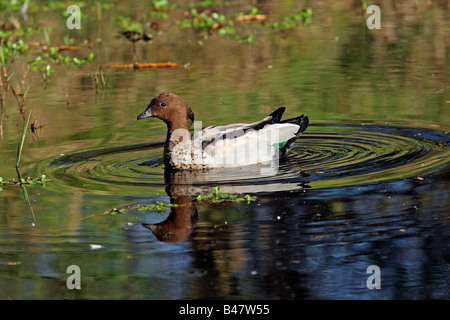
<box><xmin>0</xmin><ymin>111</ymin><xmax>52</xmax><ymax>191</ymax></box>
<box><xmin>0</xmin><ymin>38</ymin><xmax>28</xmax><ymax>64</ymax></box>
<box><xmin>102</xmin><ymin>207</ymin><xmax>128</xmax><ymax>215</ymax></box>
<box><xmin>28</xmin><ymin>46</ymin><xmax>94</xmax><ymax>79</ymax></box>
<box><xmin>266</xmin><ymin>9</ymin><xmax>313</xmax><ymax>30</ymax></box>
<box><xmin>195</xmin><ymin>186</ymin><xmax>257</xmax><ymax>204</ymax></box>
<box><xmin>234</xmin><ymin>5</ymin><xmax>267</xmax><ymax>22</ymax></box>
<box><xmin>0</xmin><ymin>175</ymin><xmax>52</xmax><ymax>189</ymax></box>
<box><xmin>176</xmin><ymin>5</ymin><xmax>312</xmax><ymax>44</ymax></box>
<box><xmin>117</xmin><ymin>16</ymin><xmax>152</xmax><ymax>42</ymax></box>
<box><xmin>103</xmin><ymin>201</ymin><xmax>177</xmax><ymax>215</ymax></box>
<box><xmin>148</xmin><ymin>0</ymin><xmax>174</xmax><ymax>18</ymax></box>
<box><xmin>186</xmin><ymin>0</ymin><xmax>238</xmax><ymax>9</ymax></box>
<box><xmin>1</xmin><ymin>2</ymin><xmax>95</xmax><ymax>78</ymax></box>
<box><xmin>177</xmin><ymin>9</ymin><xmax>234</xmax><ymax>35</ymax></box>
<box><xmin>176</xmin><ymin>8</ymin><xmax>257</xmax><ymax>44</ymax></box>
<box><xmin>102</xmin><ymin>187</ymin><xmax>256</xmax><ymax>216</ymax></box>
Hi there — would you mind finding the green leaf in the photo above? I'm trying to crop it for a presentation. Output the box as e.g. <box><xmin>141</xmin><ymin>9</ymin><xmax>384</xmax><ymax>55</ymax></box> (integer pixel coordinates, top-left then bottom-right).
<box><xmin>88</xmin><ymin>52</ymin><xmax>95</xmax><ymax>63</ymax></box>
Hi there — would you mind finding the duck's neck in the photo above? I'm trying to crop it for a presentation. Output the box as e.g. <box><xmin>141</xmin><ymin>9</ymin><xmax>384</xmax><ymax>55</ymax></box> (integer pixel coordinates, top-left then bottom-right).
<box><xmin>167</xmin><ymin>116</ymin><xmax>192</xmax><ymax>134</ymax></box>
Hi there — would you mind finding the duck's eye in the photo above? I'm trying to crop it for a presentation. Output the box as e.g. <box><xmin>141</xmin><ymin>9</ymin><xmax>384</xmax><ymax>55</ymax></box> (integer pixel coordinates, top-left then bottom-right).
<box><xmin>160</xmin><ymin>102</ymin><xmax>167</xmax><ymax>108</ymax></box>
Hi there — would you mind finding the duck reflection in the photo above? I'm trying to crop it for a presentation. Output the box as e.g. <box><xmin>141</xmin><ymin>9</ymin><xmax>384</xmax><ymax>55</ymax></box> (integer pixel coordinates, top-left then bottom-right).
<box><xmin>141</xmin><ymin>170</ymin><xmax>200</xmax><ymax>243</ymax></box>
<box><xmin>142</xmin><ymin>162</ymin><xmax>310</xmax><ymax>243</ymax></box>
<box><xmin>142</xmin><ymin>194</ymin><xmax>198</xmax><ymax>243</ymax></box>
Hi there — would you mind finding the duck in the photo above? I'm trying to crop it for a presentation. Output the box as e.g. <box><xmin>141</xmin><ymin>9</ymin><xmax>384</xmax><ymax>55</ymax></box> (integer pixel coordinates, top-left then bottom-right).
<box><xmin>137</xmin><ymin>92</ymin><xmax>309</xmax><ymax>170</ymax></box>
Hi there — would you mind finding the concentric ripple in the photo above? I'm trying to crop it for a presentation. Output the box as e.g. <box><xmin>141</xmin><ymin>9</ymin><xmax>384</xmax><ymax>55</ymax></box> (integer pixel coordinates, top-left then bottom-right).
<box><xmin>35</xmin><ymin>124</ymin><xmax>449</xmax><ymax>195</ymax></box>
<box><xmin>289</xmin><ymin>124</ymin><xmax>449</xmax><ymax>188</ymax></box>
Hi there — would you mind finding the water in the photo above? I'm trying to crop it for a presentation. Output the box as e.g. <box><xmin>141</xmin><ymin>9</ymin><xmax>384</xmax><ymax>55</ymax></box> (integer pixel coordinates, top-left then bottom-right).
<box><xmin>0</xmin><ymin>1</ymin><xmax>449</xmax><ymax>300</ymax></box>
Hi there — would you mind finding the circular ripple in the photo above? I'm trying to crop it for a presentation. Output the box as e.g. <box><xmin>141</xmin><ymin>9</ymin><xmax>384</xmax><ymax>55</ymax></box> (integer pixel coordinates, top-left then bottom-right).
<box><xmin>35</xmin><ymin>124</ymin><xmax>449</xmax><ymax>194</ymax></box>
<box><xmin>287</xmin><ymin>124</ymin><xmax>449</xmax><ymax>188</ymax></box>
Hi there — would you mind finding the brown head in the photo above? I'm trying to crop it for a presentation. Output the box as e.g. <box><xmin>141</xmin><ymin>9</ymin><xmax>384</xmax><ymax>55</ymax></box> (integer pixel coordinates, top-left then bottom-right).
<box><xmin>137</xmin><ymin>92</ymin><xmax>195</xmax><ymax>132</ymax></box>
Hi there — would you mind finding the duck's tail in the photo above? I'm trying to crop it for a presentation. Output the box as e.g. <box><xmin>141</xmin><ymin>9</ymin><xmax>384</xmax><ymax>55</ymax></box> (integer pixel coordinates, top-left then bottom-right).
<box><xmin>267</xmin><ymin>107</ymin><xmax>286</xmax><ymax>124</ymax></box>
<box><xmin>278</xmin><ymin>114</ymin><xmax>309</xmax><ymax>158</ymax></box>
<box><xmin>281</xmin><ymin>114</ymin><xmax>309</xmax><ymax>136</ymax></box>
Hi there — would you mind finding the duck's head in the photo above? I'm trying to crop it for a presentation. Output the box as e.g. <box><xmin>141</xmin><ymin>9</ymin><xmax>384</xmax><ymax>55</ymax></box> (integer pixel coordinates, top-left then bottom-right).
<box><xmin>137</xmin><ymin>92</ymin><xmax>195</xmax><ymax>132</ymax></box>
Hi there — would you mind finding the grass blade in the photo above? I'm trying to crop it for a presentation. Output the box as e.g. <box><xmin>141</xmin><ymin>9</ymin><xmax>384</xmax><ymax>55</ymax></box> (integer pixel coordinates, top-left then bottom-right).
<box><xmin>21</xmin><ymin>184</ymin><xmax>36</xmax><ymax>224</ymax></box>
<box><xmin>23</xmin><ymin>79</ymin><xmax>32</xmax><ymax>99</ymax></box>
<box><xmin>16</xmin><ymin>111</ymin><xmax>31</xmax><ymax>168</ymax></box>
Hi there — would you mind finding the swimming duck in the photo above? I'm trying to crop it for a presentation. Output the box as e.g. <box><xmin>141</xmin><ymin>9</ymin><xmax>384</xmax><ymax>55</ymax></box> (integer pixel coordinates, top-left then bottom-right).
<box><xmin>137</xmin><ymin>93</ymin><xmax>309</xmax><ymax>170</ymax></box>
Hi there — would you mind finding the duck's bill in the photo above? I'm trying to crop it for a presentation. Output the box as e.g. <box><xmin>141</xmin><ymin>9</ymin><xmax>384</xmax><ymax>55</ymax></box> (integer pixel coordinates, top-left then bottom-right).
<box><xmin>137</xmin><ymin>108</ymin><xmax>152</xmax><ymax>120</ymax></box>
<box><xmin>142</xmin><ymin>223</ymin><xmax>157</xmax><ymax>232</ymax></box>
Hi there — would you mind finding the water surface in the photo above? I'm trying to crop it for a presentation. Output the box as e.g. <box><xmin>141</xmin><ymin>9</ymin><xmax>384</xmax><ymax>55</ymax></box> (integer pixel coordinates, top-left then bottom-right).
<box><xmin>0</xmin><ymin>0</ymin><xmax>449</xmax><ymax>300</ymax></box>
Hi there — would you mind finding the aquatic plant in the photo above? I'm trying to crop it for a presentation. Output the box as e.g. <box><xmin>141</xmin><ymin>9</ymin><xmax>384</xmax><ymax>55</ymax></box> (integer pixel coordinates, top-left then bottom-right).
<box><xmin>102</xmin><ymin>187</ymin><xmax>256</xmax><ymax>216</ymax></box>
<box><xmin>28</xmin><ymin>46</ymin><xmax>94</xmax><ymax>79</ymax></box>
<box><xmin>177</xmin><ymin>6</ymin><xmax>313</xmax><ymax>44</ymax></box>
<box><xmin>186</xmin><ymin>0</ymin><xmax>237</xmax><ymax>8</ymax></box>
<box><xmin>0</xmin><ymin>177</ymin><xmax>5</xmax><ymax>191</ymax></box>
<box><xmin>264</xmin><ymin>9</ymin><xmax>313</xmax><ymax>30</ymax></box>
<box><xmin>148</xmin><ymin>0</ymin><xmax>174</xmax><ymax>18</ymax></box>
<box><xmin>177</xmin><ymin>9</ymin><xmax>234</xmax><ymax>34</ymax></box>
<box><xmin>117</xmin><ymin>16</ymin><xmax>144</xmax><ymax>35</ymax></box>
<box><xmin>195</xmin><ymin>186</ymin><xmax>256</xmax><ymax>204</ymax></box>
<box><xmin>177</xmin><ymin>8</ymin><xmax>258</xmax><ymax>43</ymax></box>
<box><xmin>134</xmin><ymin>201</ymin><xmax>177</xmax><ymax>213</ymax></box>
<box><xmin>0</xmin><ymin>39</ymin><xmax>28</xmax><ymax>64</ymax></box>
<box><xmin>233</xmin><ymin>5</ymin><xmax>265</xmax><ymax>20</ymax></box>
<box><xmin>94</xmin><ymin>68</ymin><xmax>107</xmax><ymax>89</ymax></box>
<box><xmin>15</xmin><ymin>111</ymin><xmax>31</xmax><ymax>172</ymax></box>
<box><xmin>103</xmin><ymin>201</ymin><xmax>177</xmax><ymax>215</ymax></box>
<box><xmin>0</xmin><ymin>111</ymin><xmax>52</xmax><ymax>191</ymax></box>
<box><xmin>0</xmin><ymin>175</ymin><xmax>52</xmax><ymax>188</ymax></box>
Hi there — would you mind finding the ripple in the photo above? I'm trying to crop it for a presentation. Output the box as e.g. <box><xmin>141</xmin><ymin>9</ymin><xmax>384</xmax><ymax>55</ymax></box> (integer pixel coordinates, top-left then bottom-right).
<box><xmin>35</xmin><ymin>124</ymin><xmax>449</xmax><ymax>194</ymax></box>
<box><xmin>289</xmin><ymin>124</ymin><xmax>449</xmax><ymax>188</ymax></box>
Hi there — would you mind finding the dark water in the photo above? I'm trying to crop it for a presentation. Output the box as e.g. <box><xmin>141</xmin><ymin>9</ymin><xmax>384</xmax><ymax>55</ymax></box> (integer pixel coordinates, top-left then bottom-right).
<box><xmin>0</xmin><ymin>0</ymin><xmax>449</xmax><ymax>299</ymax></box>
